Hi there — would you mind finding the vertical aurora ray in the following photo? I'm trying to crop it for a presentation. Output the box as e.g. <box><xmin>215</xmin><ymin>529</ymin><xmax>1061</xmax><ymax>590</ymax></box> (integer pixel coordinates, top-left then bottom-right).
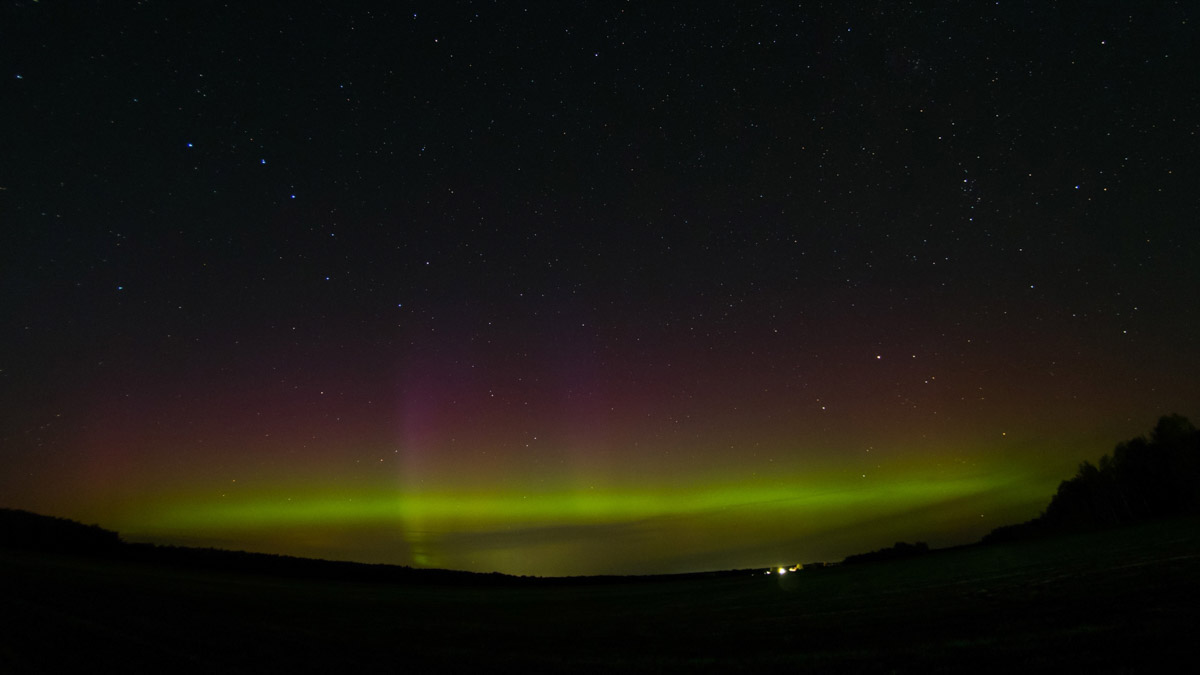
<box><xmin>2</xmin><ymin>2</ymin><xmax>1196</xmax><ymax>578</ymax></box>
<box><xmin>110</xmin><ymin>439</ymin><xmax>1057</xmax><ymax>576</ymax></box>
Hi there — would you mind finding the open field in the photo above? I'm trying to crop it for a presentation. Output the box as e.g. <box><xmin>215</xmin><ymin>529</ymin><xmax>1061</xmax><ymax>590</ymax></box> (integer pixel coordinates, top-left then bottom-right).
<box><xmin>3</xmin><ymin>518</ymin><xmax>1198</xmax><ymax>673</ymax></box>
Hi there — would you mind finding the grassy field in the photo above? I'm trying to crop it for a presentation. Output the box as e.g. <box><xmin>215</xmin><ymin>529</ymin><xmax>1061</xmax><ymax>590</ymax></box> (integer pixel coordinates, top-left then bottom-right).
<box><xmin>3</xmin><ymin>518</ymin><xmax>1198</xmax><ymax>672</ymax></box>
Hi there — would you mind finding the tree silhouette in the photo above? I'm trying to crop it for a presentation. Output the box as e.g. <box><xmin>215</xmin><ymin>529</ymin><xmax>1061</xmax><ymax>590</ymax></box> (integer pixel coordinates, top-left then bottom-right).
<box><xmin>984</xmin><ymin>414</ymin><xmax>1200</xmax><ymax>543</ymax></box>
<box><xmin>843</xmin><ymin>541</ymin><xmax>930</xmax><ymax>565</ymax></box>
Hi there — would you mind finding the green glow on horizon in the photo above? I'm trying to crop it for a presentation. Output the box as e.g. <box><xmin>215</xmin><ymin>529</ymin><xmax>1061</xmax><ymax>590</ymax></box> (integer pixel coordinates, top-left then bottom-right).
<box><xmin>120</xmin><ymin>466</ymin><xmax>1051</xmax><ymax>538</ymax></box>
<box><xmin>98</xmin><ymin>437</ymin><xmax>1073</xmax><ymax>575</ymax></box>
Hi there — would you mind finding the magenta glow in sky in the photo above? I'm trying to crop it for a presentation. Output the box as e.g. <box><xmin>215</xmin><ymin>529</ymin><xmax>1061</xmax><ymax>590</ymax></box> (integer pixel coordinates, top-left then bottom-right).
<box><xmin>2</xmin><ymin>2</ymin><xmax>1197</xmax><ymax>575</ymax></box>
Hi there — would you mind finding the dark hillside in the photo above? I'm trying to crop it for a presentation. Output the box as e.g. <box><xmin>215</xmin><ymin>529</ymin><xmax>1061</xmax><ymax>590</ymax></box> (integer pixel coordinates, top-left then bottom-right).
<box><xmin>0</xmin><ymin>508</ymin><xmax>122</xmax><ymax>555</ymax></box>
<box><xmin>3</xmin><ymin>517</ymin><xmax>1198</xmax><ymax>672</ymax></box>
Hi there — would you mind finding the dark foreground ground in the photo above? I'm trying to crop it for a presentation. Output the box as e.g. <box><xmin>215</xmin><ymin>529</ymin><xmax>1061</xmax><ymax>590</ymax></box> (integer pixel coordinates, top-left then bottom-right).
<box><xmin>3</xmin><ymin>518</ymin><xmax>1198</xmax><ymax>673</ymax></box>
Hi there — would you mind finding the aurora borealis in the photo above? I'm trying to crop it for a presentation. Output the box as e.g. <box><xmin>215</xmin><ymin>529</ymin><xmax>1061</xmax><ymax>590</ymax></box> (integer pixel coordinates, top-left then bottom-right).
<box><xmin>2</xmin><ymin>2</ymin><xmax>1198</xmax><ymax>576</ymax></box>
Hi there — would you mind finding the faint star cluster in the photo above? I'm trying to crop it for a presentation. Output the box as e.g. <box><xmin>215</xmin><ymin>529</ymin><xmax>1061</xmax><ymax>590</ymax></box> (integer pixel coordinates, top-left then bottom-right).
<box><xmin>0</xmin><ymin>2</ymin><xmax>1196</xmax><ymax>576</ymax></box>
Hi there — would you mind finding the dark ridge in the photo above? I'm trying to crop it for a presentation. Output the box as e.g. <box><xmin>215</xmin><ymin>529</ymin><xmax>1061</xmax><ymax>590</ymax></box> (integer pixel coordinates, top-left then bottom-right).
<box><xmin>0</xmin><ymin>508</ymin><xmax>123</xmax><ymax>555</ymax></box>
<box><xmin>0</xmin><ymin>507</ymin><xmax>506</xmax><ymax>584</ymax></box>
<box><xmin>842</xmin><ymin>540</ymin><xmax>930</xmax><ymax>565</ymax></box>
<box><xmin>115</xmin><ymin>542</ymin><xmax>756</xmax><ymax>586</ymax></box>
<box><xmin>5</xmin><ymin>413</ymin><xmax>1196</xmax><ymax>580</ymax></box>
<box><xmin>0</xmin><ymin>507</ymin><xmax>759</xmax><ymax>585</ymax></box>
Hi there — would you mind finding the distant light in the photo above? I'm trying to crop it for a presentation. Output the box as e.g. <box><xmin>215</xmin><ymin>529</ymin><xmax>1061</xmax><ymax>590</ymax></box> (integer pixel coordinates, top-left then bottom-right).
<box><xmin>260</xmin><ymin>158</ymin><xmax>266</xmax><ymax>164</ymax></box>
<box><xmin>777</xmin><ymin>567</ymin><xmax>787</xmax><ymax>575</ymax></box>
<box><xmin>186</xmin><ymin>142</ymin><xmax>193</xmax><ymax>148</ymax></box>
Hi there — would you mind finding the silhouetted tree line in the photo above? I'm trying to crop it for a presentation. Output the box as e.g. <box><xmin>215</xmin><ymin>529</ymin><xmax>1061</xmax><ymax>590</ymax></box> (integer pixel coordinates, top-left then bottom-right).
<box><xmin>984</xmin><ymin>414</ymin><xmax>1200</xmax><ymax>544</ymax></box>
<box><xmin>842</xmin><ymin>540</ymin><xmax>930</xmax><ymax>565</ymax></box>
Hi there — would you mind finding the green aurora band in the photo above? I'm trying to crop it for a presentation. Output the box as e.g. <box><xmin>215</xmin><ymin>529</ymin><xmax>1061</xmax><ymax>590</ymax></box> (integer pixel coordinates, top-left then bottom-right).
<box><xmin>114</xmin><ymin>465</ymin><xmax>1053</xmax><ymax>576</ymax></box>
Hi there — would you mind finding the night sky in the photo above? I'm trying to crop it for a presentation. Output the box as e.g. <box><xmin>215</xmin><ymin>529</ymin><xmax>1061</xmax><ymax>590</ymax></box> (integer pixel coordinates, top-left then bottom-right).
<box><xmin>2</xmin><ymin>2</ymin><xmax>1197</xmax><ymax>576</ymax></box>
